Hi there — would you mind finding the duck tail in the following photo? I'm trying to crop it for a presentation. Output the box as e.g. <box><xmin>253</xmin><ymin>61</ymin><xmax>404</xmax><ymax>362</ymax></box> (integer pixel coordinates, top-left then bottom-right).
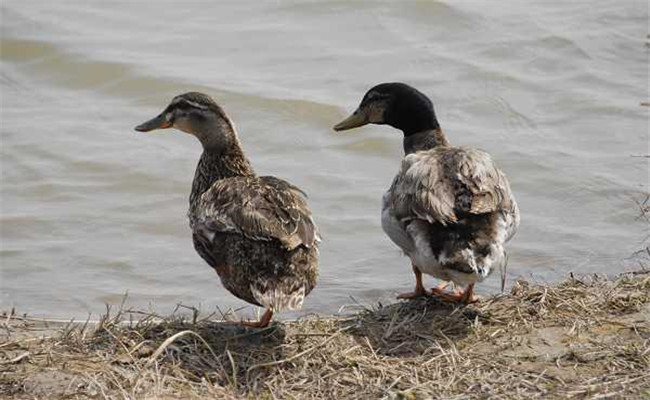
<box><xmin>250</xmin><ymin>283</ymin><xmax>306</xmax><ymax>312</ymax></box>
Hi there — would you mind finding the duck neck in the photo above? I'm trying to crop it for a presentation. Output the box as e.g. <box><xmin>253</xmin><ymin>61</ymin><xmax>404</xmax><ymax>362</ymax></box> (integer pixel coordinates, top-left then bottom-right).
<box><xmin>403</xmin><ymin>128</ymin><xmax>449</xmax><ymax>154</ymax></box>
<box><xmin>189</xmin><ymin>141</ymin><xmax>255</xmax><ymax>209</ymax></box>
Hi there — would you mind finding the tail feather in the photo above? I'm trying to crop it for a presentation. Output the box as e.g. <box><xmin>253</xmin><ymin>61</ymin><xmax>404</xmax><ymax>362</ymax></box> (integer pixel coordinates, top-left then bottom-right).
<box><xmin>250</xmin><ymin>284</ymin><xmax>306</xmax><ymax>312</ymax></box>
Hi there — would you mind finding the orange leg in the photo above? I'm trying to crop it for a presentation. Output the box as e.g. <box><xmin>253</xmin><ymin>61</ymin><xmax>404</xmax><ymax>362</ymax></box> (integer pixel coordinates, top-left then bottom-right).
<box><xmin>241</xmin><ymin>308</ymin><xmax>274</xmax><ymax>328</ymax></box>
<box><xmin>430</xmin><ymin>283</ymin><xmax>479</xmax><ymax>304</ymax></box>
<box><xmin>397</xmin><ymin>264</ymin><xmax>428</xmax><ymax>299</ymax></box>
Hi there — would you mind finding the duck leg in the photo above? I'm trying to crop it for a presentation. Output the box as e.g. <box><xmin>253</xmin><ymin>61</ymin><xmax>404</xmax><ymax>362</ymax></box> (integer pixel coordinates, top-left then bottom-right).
<box><xmin>397</xmin><ymin>264</ymin><xmax>428</xmax><ymax>299</ymax></box>
<box><xmin>241</xmin><ymin>308</ymin><xmax>274</xmax><ymax>328</ymax></box>
<box><xmin>430</xmin><ymin>283</ymin><xmax>479</xmax><ymax>304</ymax></box>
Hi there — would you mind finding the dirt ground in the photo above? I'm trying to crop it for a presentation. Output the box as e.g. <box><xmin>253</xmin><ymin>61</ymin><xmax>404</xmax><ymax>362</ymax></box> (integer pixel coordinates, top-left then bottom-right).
<box><xmin>1</xmin><ymin>271</ymin><xmax>649</xmax><ymax>399</ymax></box>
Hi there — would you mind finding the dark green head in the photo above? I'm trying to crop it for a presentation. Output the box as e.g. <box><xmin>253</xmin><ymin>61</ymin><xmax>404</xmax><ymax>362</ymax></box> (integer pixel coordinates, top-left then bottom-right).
<box><xmin>333</xmin><ymin>82</ymin><xmax>440</xmax><ymax>136</ymax></box>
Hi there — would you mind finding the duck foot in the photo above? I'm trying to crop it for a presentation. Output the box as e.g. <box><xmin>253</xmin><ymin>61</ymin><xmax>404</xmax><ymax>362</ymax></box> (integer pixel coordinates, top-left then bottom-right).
<box><xmin>430</xmin><ymin>283</ymin><xmax>479</xmax><ymax>304</ymax></box>
<box><xmin>241</xmin><ymin>308</ymin><xmax>274</xmax><ymax>328</ymax></box>
<box><xmin>397</xmin><ymin>264</ymin><xmax>428</xmax><ymax>299</ymax></box>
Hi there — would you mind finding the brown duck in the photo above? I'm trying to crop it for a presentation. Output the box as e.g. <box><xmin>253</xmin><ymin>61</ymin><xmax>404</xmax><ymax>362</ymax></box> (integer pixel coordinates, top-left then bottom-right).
<box><xmin>136</xmin><ymin>92</ymin><xmax>319</xmax><ymax>327</ymax></box>
<box><xmin>334</xmin><ymin>83</ymin><xmax>519</xmax><ymax>303</ymax></box>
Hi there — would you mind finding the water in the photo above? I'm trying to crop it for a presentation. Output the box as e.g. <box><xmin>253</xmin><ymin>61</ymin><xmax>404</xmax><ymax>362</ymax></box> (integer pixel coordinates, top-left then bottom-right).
<box><xmin>1</xmin><ymin>1</ymin><xmax>648</xmax><ymax>320</ymax></box>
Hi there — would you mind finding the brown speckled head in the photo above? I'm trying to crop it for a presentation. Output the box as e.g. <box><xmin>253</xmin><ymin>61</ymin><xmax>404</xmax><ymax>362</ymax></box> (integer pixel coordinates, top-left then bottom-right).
<box><xmin>135</xmin><ymin>92</ymin><xmax>237</xmax><ymax>150</ymax></box>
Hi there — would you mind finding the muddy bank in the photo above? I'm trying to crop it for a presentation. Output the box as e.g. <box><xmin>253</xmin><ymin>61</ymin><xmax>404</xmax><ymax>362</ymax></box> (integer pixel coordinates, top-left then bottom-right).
<box><xmin>1</xmin><ymin>272</ymin><xmax>649</xmax><ymax>399</ymax></box>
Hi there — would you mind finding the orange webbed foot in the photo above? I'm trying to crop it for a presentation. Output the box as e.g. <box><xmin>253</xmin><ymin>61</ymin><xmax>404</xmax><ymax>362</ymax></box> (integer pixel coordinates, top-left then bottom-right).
<box><xmin>397</xmin><ymin>263</ymin><xmax>429</xmax><ymax>300</ymax></box>
<box><xmin>430</xmin><ymin>283</ymin><xmax>479</xmax><ymax>304</ymax></box>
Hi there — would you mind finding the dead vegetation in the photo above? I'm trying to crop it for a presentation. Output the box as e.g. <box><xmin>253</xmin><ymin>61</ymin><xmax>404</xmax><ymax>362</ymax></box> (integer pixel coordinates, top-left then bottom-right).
<box><xmin>1</xmin><ymin>271</ymin><xmax>649</xmax><ymax>399</ymax></box>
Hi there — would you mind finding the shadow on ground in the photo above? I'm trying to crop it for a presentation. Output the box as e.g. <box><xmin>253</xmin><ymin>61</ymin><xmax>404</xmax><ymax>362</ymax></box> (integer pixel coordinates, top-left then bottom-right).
<box><xmin>89</xmin><ymin>317</ymin><xmax>288</xmax><ymax>388</ymax></box>
<box><xmin>343</xmin><ymin>296</ymin><xmax>483</xmax><ymax>357</ymax></box>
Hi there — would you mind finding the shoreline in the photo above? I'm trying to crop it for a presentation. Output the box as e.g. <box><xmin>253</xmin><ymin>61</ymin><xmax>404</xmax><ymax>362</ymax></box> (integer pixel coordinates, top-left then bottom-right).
<box><xmin>2</xmin><ymin>271</ymin><xmax>649</xmax><ymax>399</ymax></box>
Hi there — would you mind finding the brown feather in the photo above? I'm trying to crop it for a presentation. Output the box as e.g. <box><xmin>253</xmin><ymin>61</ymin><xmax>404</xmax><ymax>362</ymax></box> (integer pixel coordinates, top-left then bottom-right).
<box><xmin>194</xmin><ymin>175</ymin><xmax>318</xmax><ymax>250</ymax></box>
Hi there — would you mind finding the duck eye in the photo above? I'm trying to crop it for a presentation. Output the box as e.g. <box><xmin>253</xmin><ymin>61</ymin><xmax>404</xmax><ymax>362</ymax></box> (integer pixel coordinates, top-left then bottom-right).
<box><xmin>175</xmin><ymin>101</ymin><xmax>194</xmax><ymax>111</ymax></box>
<box><xmin>365</xmin><ymin>92</ymin><xmax>388</xmax><ymax>103</ymax></box>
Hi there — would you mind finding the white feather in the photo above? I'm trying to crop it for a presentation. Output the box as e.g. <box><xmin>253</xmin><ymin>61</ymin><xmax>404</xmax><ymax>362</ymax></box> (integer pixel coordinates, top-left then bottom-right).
<box><xmin>250</xmin><ymin>282</ymin><xmax>306</xmax><ymax>312</ymax></box>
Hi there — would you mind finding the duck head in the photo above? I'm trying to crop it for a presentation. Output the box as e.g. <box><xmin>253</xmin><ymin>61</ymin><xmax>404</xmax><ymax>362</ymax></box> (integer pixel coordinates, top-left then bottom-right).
<box><xmin>333</xmin><ymin>82</ymin><xmax>440</xmax><ymax>136</ymax></box>
<box><xmin>135</xmin><ymin>92</ymin><xmax>238</xmax><ymax>150</ymax></box>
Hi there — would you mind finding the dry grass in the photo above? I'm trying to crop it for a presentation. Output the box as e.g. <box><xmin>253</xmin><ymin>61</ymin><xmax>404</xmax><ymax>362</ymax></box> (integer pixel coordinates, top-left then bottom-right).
<box><xmin>1</xmin><ymin>271</ymin><xmax>649</xmax><ymax>399</ymax></box>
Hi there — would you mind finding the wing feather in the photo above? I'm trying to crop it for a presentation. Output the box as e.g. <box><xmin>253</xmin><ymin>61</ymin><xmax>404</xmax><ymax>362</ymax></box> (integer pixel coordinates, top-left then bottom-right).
<box><xmin>192</xmin><ymin>176</ymin><xmax>318</xmax><ymax>249</ymax></box>
<box><xmin>388</xmin><ymin>147</ymin><xmax>515</xmax><ymax>225</ymax></box>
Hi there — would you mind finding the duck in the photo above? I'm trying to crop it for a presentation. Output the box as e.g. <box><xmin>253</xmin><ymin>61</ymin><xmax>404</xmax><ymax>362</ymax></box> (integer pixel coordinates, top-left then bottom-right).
<box><xmin>334</xmin><ymin>83</ymin><xmax>519</xmax><ymax>304</ymax></box>
<box><xmin>135</xmin><ymin>92</ymin><xmax>319</xmax><ymax>327</ymax></box>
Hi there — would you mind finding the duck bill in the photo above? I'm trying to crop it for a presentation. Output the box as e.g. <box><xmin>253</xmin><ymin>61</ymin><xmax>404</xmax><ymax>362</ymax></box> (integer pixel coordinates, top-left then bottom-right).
<box><xmin>333</xmin><ymin>109</ymin><xmax>368</xmax><ymax>131</ymax></box>
<box><xmin>134</xmin><ymin>113</ymin><xmax>172</xmax><ymax>132</ymax></box>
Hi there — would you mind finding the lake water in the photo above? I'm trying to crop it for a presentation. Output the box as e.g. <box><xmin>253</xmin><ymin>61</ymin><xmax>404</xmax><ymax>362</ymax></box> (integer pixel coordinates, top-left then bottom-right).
<box><xmin>1</xmin><ymin>1</ymin><xmax>648</xmax><ymax>320</ymax></box>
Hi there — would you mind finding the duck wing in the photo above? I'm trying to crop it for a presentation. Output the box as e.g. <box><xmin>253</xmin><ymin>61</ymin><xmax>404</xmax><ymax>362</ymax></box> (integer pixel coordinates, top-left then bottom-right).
<box><xmin>193</xmin><ymin>176</ymin><xmax>318</xmax><ymax>250</ymax></box>
<box><xmin>388</xmin><ymin>146</ymin><xmax>516</xmax><ymax>226</ymax></box>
